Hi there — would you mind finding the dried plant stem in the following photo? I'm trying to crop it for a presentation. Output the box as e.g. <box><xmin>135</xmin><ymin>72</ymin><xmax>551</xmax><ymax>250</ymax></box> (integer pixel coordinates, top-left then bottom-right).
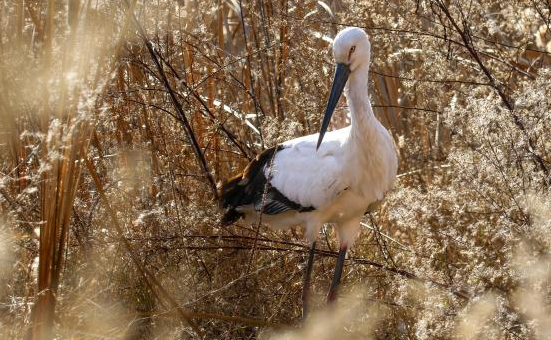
<box><xmin>162</xmin><ymin>310</ymin><xmax>286</xmax><ymax>328</ymax></box>
<box><xmin>124</xmin><ymin>0</ymin><xmax>218</xmax><ymax>197</ymax></box>
<box><xmin>434</xmin><ymin>0</ymin><xmax>549</xmax><ymax>180</ymax></box>
<box><xmin>31</xmin><ymin>125</ymin><xmax>92</xmax><ymax>340</ymax></box>
<box><xmin>238</xmin><ymin>0</ymin><xmax>265</xmax><ymax>148</ymax></box>
<box><xmin>84</xmin><ymin>157</ymin><xmax>205</xmax><ymax>339</ymax></box>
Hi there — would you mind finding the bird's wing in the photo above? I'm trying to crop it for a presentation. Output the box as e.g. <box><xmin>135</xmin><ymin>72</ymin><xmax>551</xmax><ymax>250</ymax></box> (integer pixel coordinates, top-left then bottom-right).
<box><xmin>267</xmin><ymin>128</ymin><xmax>350</xmax><ymax>209</ymax></box>
<box><xmin>219</xmin><ymin>128</ymin><xmax>350</xmax><ymax>224</ymax></box>
<box><xmin>218</xmin><ymin>146</ymin><xmax>315</xmax><ymax>224</ymax></box>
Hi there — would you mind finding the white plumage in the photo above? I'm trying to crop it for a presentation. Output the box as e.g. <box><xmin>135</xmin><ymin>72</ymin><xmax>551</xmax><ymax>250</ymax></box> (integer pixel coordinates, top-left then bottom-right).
<box><xmin>232</xmin><ymin>27</ymin><xmax>397</xmax><ymax>247</ymax></box>
<box><xmin>219</xmin><ymin>27</ymin><xmax>398</xmax><ymax>312</ymax></box>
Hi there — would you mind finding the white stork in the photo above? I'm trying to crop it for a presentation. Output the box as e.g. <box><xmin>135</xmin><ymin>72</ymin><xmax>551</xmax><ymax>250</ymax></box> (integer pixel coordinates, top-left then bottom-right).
<box><xmin>219</xmin><ymin>27</ymin><xmax>398</xmax><ymax>317</ymax></box>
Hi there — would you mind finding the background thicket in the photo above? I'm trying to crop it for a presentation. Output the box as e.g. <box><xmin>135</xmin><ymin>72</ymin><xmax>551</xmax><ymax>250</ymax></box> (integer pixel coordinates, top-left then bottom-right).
<box><xmin>1</xmin><ymin>0</ymin><xmax>551</xmax><ymax>339</ymax></box>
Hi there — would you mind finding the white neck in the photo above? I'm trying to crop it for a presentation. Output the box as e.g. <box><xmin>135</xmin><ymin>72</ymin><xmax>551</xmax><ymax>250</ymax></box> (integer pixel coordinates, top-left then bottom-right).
<box><xmin>340</xmin><ymin>62</ymin><xmax>397</xmax><ymax>204</ymax></box>
<box><xmin>344</xmin><ymin>63</ymin><xmax>376</xmax><ymax>141</ymax></box>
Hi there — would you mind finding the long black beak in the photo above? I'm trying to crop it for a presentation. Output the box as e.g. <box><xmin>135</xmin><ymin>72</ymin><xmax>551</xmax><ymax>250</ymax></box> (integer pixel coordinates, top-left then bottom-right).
<box><xmin>316</xmin><ymin>62</ymin><xmax>350</xmax><ymax>150</ymax></box>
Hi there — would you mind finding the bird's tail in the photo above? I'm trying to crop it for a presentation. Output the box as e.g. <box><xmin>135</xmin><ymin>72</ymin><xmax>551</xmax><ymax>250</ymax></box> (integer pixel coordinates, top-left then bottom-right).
<box><xmin>217</xmin><ymin>146</ymin><xmax>283</xmax><ymax>225</ymax></box>
<box><xmin>218</xmin><ymin>175</ymin><xmax>245</xmax><ymax>225</ymax></box>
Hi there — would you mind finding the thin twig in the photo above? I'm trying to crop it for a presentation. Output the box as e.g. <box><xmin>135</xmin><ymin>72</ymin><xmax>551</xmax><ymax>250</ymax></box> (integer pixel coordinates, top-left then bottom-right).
<box><xmin>433</xmin><ymin>0</ymin><xmax>549</xmax><ymax>180</ymax></box>
<box><xmin>85</xmin><ymin>157</ymin><xmax>205</xmax><ymax>339</ymax></box>
<box><xmin>124</xmin><ymin>0</ymin><xmax>218</xmax><ymax>198</ymax></box>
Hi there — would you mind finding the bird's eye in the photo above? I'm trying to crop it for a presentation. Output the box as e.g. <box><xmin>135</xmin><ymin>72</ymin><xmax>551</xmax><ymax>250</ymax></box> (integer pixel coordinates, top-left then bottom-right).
<box><xmin>348</xmin><ymin>46</ymin><xmax>356</xmax><ymax>60</ymax></box>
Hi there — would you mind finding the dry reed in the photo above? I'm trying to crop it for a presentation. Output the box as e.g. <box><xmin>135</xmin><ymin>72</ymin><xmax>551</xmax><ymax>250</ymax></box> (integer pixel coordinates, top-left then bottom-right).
<box><xmin>1</xmin><ymin>0</ymin><xmax>550</xmax><ymax>339</ymax></box>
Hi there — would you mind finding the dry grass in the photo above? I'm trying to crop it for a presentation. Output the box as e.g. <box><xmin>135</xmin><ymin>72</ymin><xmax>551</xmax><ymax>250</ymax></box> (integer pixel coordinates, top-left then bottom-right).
<box><xmin>1</xmin><ymin>0</ymin><xmax>551</xmax><ymax>339</ymax></box>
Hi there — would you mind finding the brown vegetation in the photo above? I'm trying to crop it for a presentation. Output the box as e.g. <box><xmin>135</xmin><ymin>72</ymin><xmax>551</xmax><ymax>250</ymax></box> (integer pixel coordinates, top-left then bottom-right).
<box><xmin>1</xmin><ymin>0</ymin><xmax>551</xmax><ymax>339</ymax></box>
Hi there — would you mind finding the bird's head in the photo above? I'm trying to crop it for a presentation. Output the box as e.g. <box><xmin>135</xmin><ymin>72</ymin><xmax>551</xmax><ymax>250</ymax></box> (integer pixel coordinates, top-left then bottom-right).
<box><xmin>316</xmin><ymin>27</ymin><xmax>371</xmax><ymax>150</ymax></box>
<box><xmin>333</xmin><ymin>27</ymin><xmax>371</xmax><ymax>72</ymax></box>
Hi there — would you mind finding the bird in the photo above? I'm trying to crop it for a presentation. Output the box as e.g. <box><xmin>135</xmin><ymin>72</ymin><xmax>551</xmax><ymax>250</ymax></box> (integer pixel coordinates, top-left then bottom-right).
<box><xmin>218</xmin><ymin>27</ymin><xmax>398</xmax><ymax>318</ymax></box>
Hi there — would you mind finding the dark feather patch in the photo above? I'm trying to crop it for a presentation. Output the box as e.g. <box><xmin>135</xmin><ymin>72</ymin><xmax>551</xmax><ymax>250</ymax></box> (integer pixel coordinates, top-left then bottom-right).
<box><xmin>218</xmin><ymin>145</ymin><xmax>315</xmax><ymax>225</ymax></box>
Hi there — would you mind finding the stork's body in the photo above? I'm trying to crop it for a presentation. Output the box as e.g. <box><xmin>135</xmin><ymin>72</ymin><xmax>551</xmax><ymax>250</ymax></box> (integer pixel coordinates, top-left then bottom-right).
<box><xmin>237</xmin><ymin>114</ymin><xmax>396</xmax><ymax>246</ymax></box>
<box><xmin>219</xmin><ymin>27</ymin><xmax>398</xmax><ymax>316</ymax></box>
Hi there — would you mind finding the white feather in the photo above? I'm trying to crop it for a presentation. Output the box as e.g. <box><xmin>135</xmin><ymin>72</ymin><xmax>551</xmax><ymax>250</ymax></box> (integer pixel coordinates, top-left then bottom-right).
<box><xmin>268</xmin><ymin>128</ymin><xmax>349</xmax><ymax>208</ymax></box>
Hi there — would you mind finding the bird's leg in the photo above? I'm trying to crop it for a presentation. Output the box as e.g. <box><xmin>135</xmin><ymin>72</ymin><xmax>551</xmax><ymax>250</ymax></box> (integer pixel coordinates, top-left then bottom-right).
<box><xmin>302</xmin><ymin>241</ymin><xmax>316</xmax><ymax>320</ymax></box>
<box><xmin>326</xmin><ymin>244</ymin><xmax>348</xmax><ymax>303</ymax></box>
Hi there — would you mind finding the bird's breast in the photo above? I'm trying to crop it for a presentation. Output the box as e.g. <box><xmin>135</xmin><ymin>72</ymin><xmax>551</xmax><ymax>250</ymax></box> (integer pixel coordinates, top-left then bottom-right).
<box><xmin>317</xmin><ymin>189</ymin><xmax>368</xmax><ymax>223</ymax></box>
<box><xmin>343</xmin><ymin>127</ymin><xmax>398</xmax><ymax>203</ymax></box>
